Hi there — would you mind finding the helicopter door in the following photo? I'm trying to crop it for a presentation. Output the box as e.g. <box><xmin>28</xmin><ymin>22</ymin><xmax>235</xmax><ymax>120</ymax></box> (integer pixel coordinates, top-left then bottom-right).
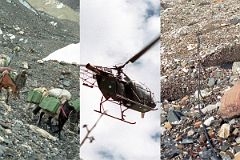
<box><xmin>96</xmin><ymin>75</ymin><xmax>117</xmax><ymax>99</ymax></box>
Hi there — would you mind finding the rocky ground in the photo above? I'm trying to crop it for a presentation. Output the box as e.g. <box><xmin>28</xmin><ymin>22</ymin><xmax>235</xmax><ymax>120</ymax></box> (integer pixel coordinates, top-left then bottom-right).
<box><xmin>0</xmin><ymin>0</ymin><xmax>80</xmax><ymax>159</ymax></box>
<box><xmin>161</xmin><ymin>0</ymin><xmax>240</xmax><ymax>159</ymax></box>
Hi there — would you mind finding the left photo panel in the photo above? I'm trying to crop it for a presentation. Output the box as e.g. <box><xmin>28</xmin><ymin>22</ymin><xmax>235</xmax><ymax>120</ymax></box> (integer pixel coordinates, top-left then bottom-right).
<box><xmin>0</xmin><ymin>0</ymin><xmax>80</xmax><ymax>159</ymax></box>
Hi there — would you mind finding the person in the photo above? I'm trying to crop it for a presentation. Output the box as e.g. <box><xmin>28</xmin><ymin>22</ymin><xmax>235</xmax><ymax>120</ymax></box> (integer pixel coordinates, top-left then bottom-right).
<box><xmin>15</xmin><ymin>70</ymin><xmax>27</xmax><ymax>90</ymax></box>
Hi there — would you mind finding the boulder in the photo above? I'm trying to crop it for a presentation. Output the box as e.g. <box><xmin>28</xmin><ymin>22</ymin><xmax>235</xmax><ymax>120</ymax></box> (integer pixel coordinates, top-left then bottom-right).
<box><xmin>218</xmin><ymin>81</ymin><xmax>240</xmax><ymax>119</ymax></box>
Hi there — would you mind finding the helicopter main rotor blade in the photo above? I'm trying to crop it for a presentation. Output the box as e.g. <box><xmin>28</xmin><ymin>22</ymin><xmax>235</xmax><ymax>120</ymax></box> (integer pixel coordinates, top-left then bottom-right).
<box><xmin>123</xmin><ymin>35</ymin><xmax>160</xmax><ymax>67</ymax></box>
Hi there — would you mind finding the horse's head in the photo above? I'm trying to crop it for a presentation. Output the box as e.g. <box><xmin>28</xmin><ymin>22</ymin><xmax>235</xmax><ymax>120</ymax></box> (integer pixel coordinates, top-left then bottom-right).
<box><xmin>15</xmin><ymin>70</ymin><xmax>27</xmax><ymax>92</ymax></box>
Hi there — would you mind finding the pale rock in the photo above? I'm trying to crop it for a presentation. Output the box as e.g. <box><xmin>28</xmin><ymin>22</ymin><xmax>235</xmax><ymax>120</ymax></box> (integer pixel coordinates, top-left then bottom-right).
<box><xmin>7</xmin><ymin>34</ymin><xmax>15</xmax><ymax>40</ymax></box>
<box><xmin>28</xmin><ymin>125</ymin><xmax>57</xmax><ymax>141</ymax></box>
<box><xmin>14</xmin><ymin>26</ymin><xmax>20</xmax><ymax>31</ymax></box>
<box><xmin>18</xmin><ymin>31</ymin><xmax>24</xmax><ymax>35</ymax></box>
<box><xmin>21</xmin><ymin>143</ymin><xmax>32</xmax><ymax>150</ymax></box>
<box><xmin>187</xmin><ymin>129</ymin><xmax>195</xmax><ymax>136</ymax></box>
<box><xmin>229</xmin><ymin>119</ymin><xmax>236</xmax><ymax>125</ymax></box>
<box><xmin>0</xmin><ymin>136</ymin><xmax>4</xmax><ymax>143</ymax></box>
<box><xmin>182</xmin><ymin>68</ymin><xmax>188</xmax><ymax>73</ymax></box>
<box><xmin>236</xmin><ymin>137</ymin><xmax>240</xmax><ymax>144</ymax></box>
<box><xmin>37</xmin><ymin>60</ymin><xmax>44</xmax><ymax>64</ymax></box>
<box><xmin>194</xmin><ymin>89</ymin><xmax>211</xmax><ymax>99</ymax></box>
<box><xmin>187</xmin><ymin>44</ymin><xmax>197</xmax><ymax>51</ymax></box>
<box><xmin>160</xmin><ymin>126</ymin><xmax>166</xmax><ymax>135</ymax></box>
<box><xmin>4</xmin><ymin>129</ymin><xmax>12</xmax><ymax>135</ymax></box>
<box><xmin>233</xmin><ymin>128</ymin><xmax>239</xmax><ymax>135</ymax></box>
<box><xmin>204</xmin><ymin>116</ymin><xmax>214</xmax><ymax>126</ymax></box>
<box><xmin>164</xmin><ymin>122</ymin><xmax>172</xmax><ymax>130</ymax></box>
<box><xmin>232</xmin><ymin>62</ymin><xmax>240</xmax><ymax>75</ymax></box>
<box><xmin>22</xmin><ymin>62</ymin><xmax>28</xmax><ymax>69</ymax></box>
<box><xmin>201</xmin><ymin>102</ymin><xmax>220</xmax><ymax>114</ymax></box>
<box><xmin>50</xmin><ymin>21</ymin><xmax>57</xmax><ymax>26</ymax></box>
<box><xmin>218</xmin><ymin>123</ymin><xmax>230</xmax><ymax>138</ymax></box>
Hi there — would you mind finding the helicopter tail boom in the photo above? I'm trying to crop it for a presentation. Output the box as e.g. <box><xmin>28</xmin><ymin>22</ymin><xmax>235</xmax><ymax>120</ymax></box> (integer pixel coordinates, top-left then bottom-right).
<box><xmin>86</xmin><ymin>63</ymin><xmax>101</xmax><ymax>74</ymax></box>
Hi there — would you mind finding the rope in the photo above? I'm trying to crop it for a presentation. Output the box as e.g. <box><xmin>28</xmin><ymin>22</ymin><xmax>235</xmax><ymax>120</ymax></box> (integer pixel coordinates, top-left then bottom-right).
<box><xmin>196</xmin><ymin>32</ymin><xmax>222</xmax><ymax>160</ymax></box>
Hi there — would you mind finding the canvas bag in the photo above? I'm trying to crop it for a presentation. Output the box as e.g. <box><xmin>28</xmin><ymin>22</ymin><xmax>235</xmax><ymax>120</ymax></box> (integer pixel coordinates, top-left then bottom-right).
<box><xmin>39</xmin><ymin>96</ymin><xmax>60</xmax><ymax>113</ymax></box>
<box><xmin>69</xmin><ymin>98</ymin><xmax>80</xmax><ymax>112</ymax></box>
<box><xmin>27</xmin><ymin>90</ymin><xmax>43</xmax><ymax>104</ymax></box>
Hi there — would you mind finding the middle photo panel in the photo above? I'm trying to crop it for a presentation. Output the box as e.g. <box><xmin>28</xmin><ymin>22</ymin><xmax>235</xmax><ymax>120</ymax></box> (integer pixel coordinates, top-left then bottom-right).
<box><xmin>80</xmin><ymin>0</ymin><xmax>160</xmax><ymax>159</ymax></box>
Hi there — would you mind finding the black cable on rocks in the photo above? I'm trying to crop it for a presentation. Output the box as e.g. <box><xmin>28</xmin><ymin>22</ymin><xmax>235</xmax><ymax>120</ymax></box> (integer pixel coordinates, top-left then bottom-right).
<box><xmin>196</xmin><ymin>32</ymin><xmax>222</xmax><ymax>160</ymax></box>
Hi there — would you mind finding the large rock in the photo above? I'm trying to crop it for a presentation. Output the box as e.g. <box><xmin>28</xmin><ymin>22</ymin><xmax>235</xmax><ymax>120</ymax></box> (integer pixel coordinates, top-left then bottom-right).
<box><xmin>218</xmin><ymin>81</ymin><xmax>240</xmax><ymax>118</ymax></box>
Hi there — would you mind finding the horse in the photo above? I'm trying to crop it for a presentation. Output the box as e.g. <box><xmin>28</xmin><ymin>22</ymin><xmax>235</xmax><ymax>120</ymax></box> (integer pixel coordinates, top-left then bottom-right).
<box><xmin>35</xmin><ymin>100</ymin><xmax>76</xmax><ymax>139</ymax></box>
<box><xmin>0</xmin><ymin>69</ymin><xmax>27</xmax><ymax>104</ymax></box>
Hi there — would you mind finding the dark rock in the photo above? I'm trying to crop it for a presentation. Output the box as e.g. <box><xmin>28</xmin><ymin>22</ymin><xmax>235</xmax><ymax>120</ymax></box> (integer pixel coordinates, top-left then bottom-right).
<box><xmin>199</xmin><ymin>149</ymin><xmax>213</xmax><ymax>159</ymax></box>
<box><xmin>59</xmin><ymin>75</ymin><xmax>64</xmax><ymax>80</ymax></box>
<box><xmin>167</xmin><ymin>110</ymin><xmax>184</xmax><ymax>123</ymax></box>
<box><xmin>220</xmin><ymin>142</ymin><xmax>230</xmax><ymax>151</ymax></box>
<box><xmin>234</xmin><ymin>146</ymin><xmax>240</xmax><ymax>153</ymax></box>
<box><xmin>63</xmin><ymin>80</ymin><xmax>71</xmax><ymax>87</ymax></box>
<box><xmin>161</xmin><ymin>115</ymin><xmax>167</xmax><ymax>123</ymax></box>
<box><xmin>208</xmin><ymin>78</ymin><xmax>216</xmax><ymax>87</ymax></box>
<box><xmin>163</xmin><ymin>148</ymin><xmax>180</xmax><ymax>159</ymax></box>
<box><xmin>229</xmin><ymin>16</ymin><xmax>240</xmax><ymax>25</ymax></box>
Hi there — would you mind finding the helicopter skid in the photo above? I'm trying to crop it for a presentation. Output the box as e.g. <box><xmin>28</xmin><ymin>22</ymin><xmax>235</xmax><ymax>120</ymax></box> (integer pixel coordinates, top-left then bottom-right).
<box><xmin>95</xmin><ymin>96</ymin><xmax>136</xmax><ymax>124</ymax></box>
<box><xmin>94</xmin><ymin>110</ymin><xmax>136</xmax><ymax>124</ymax></box>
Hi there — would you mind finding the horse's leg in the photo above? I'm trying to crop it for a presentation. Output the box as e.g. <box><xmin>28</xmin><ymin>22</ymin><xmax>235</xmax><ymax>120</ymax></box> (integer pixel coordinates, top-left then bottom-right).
<box><xmin>58</xmin><ymin>118</ymin><xmax>64</xmax><ymax>139</ymax></box>
<box><xmin>69</xmin><ymin>111</ymin><xmax>76</xmax><ymax>131</ymax></box>
<box><xmin>46</xmin><ymin>116</ymin><xmax>53</xmax><ymax>131</ymax></box>
<box><xmin>32</xmin><ymin>106</ymin><xmax>41</xmax><ymax>115</ymax></box>
<box><xmin>0</xmin><ymin>86</ymin><xmax>3</xmax><ymax>101</ymax></box>
<box><xmin>37</xmin><ymin>111</ymin><xmax>45</xmax><ymax>126</ymax></box>
<box><xmin>5</xmin><ymin>89</ymin><xmax>9</xmax><ymax>104</ymax></box>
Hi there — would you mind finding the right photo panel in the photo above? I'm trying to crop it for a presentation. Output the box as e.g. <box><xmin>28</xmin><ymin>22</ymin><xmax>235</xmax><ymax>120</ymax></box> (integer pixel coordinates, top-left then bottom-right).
<box><xmin>161</xmin><ymin>0</ymin><xmax>240</xmax><ymax>159</ymax></box>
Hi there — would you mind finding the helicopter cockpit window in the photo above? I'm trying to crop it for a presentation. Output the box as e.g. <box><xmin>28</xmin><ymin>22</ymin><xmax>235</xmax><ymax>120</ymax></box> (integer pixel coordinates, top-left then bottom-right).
<box><xmin>132</xmin><ymin>80</ymin><xmax>150</xmax><ymax>91</ymax></box>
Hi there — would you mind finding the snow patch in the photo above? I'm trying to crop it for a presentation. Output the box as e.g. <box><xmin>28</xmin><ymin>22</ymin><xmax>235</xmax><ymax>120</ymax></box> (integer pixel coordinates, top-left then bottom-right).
<box><xmin>56</xmin><ymin>3</ymin><xmax>64</xmax><ymax>9</ymax></box>
<box><xmin>18</xmin><ymin>0</ymin><xmax>38</xmax><ymax>15</ymax></box>
<box><xmin>42</xmin><ymin>43</ymin><xmax>80</xmax><ymax>64</ymax></box>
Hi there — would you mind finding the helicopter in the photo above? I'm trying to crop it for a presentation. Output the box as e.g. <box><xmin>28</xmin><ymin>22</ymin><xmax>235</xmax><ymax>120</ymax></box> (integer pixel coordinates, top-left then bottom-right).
<box><xmin>80</xmin><ymin>35</ymin><xmax>160</xmax><ymax>124</ymax></box>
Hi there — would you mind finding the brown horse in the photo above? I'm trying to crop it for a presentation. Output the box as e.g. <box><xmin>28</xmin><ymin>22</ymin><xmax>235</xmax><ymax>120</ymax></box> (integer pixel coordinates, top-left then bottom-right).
<box><xmin>0</xmin><ymin>69</ymin><xmax>27</xmax><ymax>104</ymax></box>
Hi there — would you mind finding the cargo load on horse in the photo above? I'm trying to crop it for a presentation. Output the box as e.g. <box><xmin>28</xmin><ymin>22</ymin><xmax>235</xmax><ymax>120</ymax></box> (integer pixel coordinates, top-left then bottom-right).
<box><xmin>27</xmin><ymin>87</ymin><xmax>48</xmax><ymax>104</ymax></box>
<box><xmin>29</xmin><ymin>87</ymin><xmax>71</xmax><ymax>113</ymax></box>
<box><xmin>48</xmin><ymin>88</ymin><xmax>72</xmax><ymax>102</ymax></box>
<box><xmin>69</xmin><ymin>98</ymin><xmax>80</xmax><ymax>112</ymax></box>
<box><xmin>39</xmin><ymin>96</ymin><xmax>61</xmax><ymax>113</ymax></box>
<box><xmin>0</xmin><ymin>54</ymin><xmax>11</xmax><ymax>67</ymax></box>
